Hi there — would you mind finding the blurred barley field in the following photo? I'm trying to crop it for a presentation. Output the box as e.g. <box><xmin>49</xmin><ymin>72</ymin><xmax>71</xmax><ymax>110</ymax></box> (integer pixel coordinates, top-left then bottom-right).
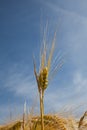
<box><xmin>0</xmin><ymin>113</ymin><xmax>87</xmax><ymax>130</ymax></box>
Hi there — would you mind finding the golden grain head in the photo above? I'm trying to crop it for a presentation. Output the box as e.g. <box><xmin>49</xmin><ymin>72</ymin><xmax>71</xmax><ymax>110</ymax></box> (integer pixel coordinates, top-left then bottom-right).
<box><xmin>43</xmin><ymin>67</ymin><xmax>48</xmax><ymax>75</ymax></box>
<box><xmin>39</xmin><ymin>67</ymin><xmax>48</xmax><ymax>90</ymax></box>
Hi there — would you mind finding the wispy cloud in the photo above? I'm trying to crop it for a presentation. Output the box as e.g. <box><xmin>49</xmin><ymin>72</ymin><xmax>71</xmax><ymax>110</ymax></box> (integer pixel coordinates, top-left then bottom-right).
<box><xmin>44</xmin><ymin>0</ymin><xmax>87</xmax><ymax>20</ymax></box>
<box><xmin>73</xmin><ymin>72</ymin><xmax>87</xmax><ymax>93</ymax></box>
<box><xmin>43</xmin><ymin>70</ymin><xmax>87</xmax><ymax>115</ymax></box>
<box><xmin>2</xmin><ymin>64</ymin><xmax>37</xmax><ymax>99</ymax></box>
<box><xmin>0</xmin><ymin>63</ymin><xmax>39</xmax><ymax>123</ymax></box>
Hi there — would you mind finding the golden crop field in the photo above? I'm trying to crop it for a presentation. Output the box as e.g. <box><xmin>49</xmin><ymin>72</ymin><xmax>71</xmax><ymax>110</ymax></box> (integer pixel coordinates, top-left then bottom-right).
<box><xmin>0</xmin><ymin>113</ymin><xmax>87</xmax><ymax>130</ymax></box>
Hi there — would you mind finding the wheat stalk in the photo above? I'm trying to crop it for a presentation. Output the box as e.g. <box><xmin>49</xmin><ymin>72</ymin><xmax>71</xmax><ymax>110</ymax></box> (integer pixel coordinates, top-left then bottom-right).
<box><xmin>33</xmin><ymin>27</ymin><xmax>64</xmax><ymax>130</ymax></box>
<box><xmin>78</xmin><ymin>111</ymin><xmax>87</xmax><ymax>129</ymax></box>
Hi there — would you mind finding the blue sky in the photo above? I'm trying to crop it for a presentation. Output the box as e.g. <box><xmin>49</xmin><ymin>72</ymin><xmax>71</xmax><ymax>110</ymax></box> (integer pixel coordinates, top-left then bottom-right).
<box><xmin>0</xmin><ymin>0</ymin><xmax>87</xmax><ymax>124</ymax></box>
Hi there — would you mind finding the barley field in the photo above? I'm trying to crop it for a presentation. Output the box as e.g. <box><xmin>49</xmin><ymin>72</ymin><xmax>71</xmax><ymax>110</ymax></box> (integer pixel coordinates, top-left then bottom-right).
<box><xmin>0</xmin><ymin>112</ymin><xmax>87</xmax><ymax>130</ymax></box>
